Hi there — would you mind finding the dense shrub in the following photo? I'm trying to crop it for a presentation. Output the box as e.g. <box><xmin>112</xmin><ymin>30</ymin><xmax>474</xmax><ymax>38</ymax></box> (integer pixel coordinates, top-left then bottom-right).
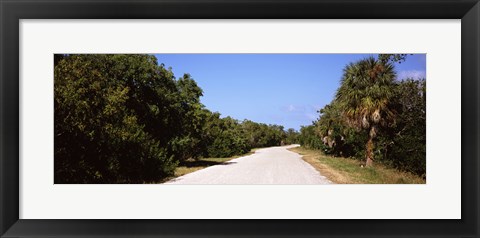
<box><xmin>55</xmin><ymin>54</ymin><xmax>180</xmax><ymax>183</ymax></box>
<box><xmin>284</xmin><ymin>128</ymin><xmax>300</xmax><ymax>145</ymax></box>
<box><xmin>298</xmin><ymin>125</ymin><xmax>324</xmax><ymax>150</ymax></box>
<box><xmin>241</xmin><ymin>120</ymin><xmax>287</xmax><ymax>148</ymax></box>
<box><xmin>383</xmin><ymin>79</ymin><xmax>426</xmax><ymax>176</ymax></box>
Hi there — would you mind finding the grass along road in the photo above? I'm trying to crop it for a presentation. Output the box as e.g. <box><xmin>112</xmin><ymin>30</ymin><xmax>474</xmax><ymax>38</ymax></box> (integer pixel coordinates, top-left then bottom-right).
<box><xmin>289</xmin><ymin>147</ymin><xmax>425</xmax><ymax>184</ymax></box>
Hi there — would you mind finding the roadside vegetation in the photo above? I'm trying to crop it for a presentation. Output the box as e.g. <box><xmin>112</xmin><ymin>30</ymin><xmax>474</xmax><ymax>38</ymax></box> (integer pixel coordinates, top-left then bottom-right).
<box><xmin>296</xmin><ymin>54</ymin><xmax>426</xmax><ymax>179</ymax></box>
<box><xmin>290</xmin><ymin>147</ymin><xmax>425</xmax><ymax>184</ymax></box>
<box><xmin>54</xmin><ymin>54</ymin><xmax>294</xmax><ymax>184</ymax></box>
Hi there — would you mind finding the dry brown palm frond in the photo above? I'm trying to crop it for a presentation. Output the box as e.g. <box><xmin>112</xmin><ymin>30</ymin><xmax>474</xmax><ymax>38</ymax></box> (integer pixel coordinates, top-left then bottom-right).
<box><xmin>362</xmin><ymin>115</ymin><xmax>370</xmax><ymax>128</ymax></box>
<box><xmin>372</xmin><ymin>109</ymin><xmax>381</xmax><ymax>123</ymax></box>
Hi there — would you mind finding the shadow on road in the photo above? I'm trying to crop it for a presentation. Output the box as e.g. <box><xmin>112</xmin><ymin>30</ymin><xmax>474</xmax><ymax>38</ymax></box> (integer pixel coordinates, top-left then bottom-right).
<box><xmin>179</xmin><ymin>160</ymin><xmax>237</xmax><ymax>168</ymax></box>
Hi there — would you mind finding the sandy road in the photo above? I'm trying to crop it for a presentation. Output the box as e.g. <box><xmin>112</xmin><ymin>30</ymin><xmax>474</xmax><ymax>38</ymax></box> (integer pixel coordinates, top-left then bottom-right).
<box><xmin>165</xmin><ymin>144</ymin><xmax>332</xmax><ymax>184</ymax></box>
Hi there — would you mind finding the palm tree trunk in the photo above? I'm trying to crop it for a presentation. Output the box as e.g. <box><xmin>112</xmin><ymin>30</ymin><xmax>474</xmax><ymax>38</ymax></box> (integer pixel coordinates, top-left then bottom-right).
<box><xmin>366</xmin><ymin>136</ymin><xmax>374</xmax><ymax>167</ymax></box>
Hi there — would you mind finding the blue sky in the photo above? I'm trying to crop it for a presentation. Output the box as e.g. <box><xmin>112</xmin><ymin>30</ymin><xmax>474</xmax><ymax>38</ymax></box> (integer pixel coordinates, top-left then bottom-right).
<box><xmin>154</xmin><ymin>54</ymin><xmax>426</xmax><ymax>131</ymax></box>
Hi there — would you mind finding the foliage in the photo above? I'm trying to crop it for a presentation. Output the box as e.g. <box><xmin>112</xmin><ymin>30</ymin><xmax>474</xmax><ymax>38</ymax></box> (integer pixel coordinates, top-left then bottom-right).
<box><xmin>55</xmin><ymin>54</ymin><xmax>180</xmax><ymax>183</ymax></box>
<box><xmin>290</xmin><ymin>147</ymin><xmax>425</xmax><ymax>184</ymax></box>
<box><xmin>168</xmin><ymin>73</ymin><xmax>206</xmax><ymax>162</ymax></box>
<box><xmin>335</xmin><ymin>57</ymin><xmax>397</xmax><ymax>166</ymax></box>
<box><xmin>300</xmin><ymin>55</ymin><xmax>426</xmax><ymax>176</ymax></box>
<box><xmin>384</xmin><ymin>79</ymin><xmax>426</xmax><ymax>176</ymax></box>
<box><xmin>54</xmin><ymin>54</ymin><xmax>293</xmax><ymax>183</ymax></box>
<box><xmin>203</xmin><ymin>114</ymin><xmax>249</xmax><ymax>158</ymax></box>
<box><xmin>298</xmin><ymin>125</ymin><xmax>324</xmax><ymax>150</ymax></box>
<box><xmin>284</xmin><ymin>128</ymin><xmax>300</xmax><ymax>145</ymax></box>
<box><xmin>241</xmin><ymin>120</ymin><xmax>287</xmax><ymax>148</ymax></box>
<box><xmin>378</xmin><ymin>54</ymin><xmax>409</xmax><ymax>64</ymax></box>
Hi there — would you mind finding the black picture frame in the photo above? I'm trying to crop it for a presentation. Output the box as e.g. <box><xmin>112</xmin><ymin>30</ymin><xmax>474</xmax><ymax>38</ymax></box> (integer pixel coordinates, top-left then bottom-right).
<box><xmin>1</xmin><ymin>0</ymin><xmax>479</xmax><ymax>237</ymax></box>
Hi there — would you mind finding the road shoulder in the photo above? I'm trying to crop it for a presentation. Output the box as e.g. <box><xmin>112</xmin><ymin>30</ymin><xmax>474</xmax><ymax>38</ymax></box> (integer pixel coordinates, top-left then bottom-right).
<box><xmin>289</xmin><ymin>147</ymin><xmax>426</xmax><ymax>184</ymax></box>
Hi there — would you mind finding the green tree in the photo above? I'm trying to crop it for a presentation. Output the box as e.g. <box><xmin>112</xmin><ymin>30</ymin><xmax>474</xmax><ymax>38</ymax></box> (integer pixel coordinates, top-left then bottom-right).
<box><xmin>387</xmin><ymin>79</ymin><xmax>426</xmax><ymax>176</ymax></box>
<box><xmin>316</xmin><ymin>102</ymin><xmax>343</xmax><ymax>150</ymax></box>
<box><xmin>378</xmin><ymin>54</ymin><xmax>409</xmax><ymax>64</ymax></box>
<box><xmin>168</xmin><ymin>73</ymin><xmax>206</xmax><ymax>161</ymax></box>
<box><xmin>241</xmin><ymin>120</ymin><xmax>263</xmax><ymax>148</ymax></box>
<box><xmin>55</xmin><ymin>54</ymin><xmax>180</xmax><ymax>183</ymax></box>
<box><xmin>335</xmin><ymin>57</ymin><xmax>397</xmax><ymax>166</ymax></box>
<box><xmin>284</xmin><ymin>128</ymin><xmax>299</xmax><ymax>145</ymax></box>
<box><xmin>298</xmin><ymin>125</ymin><xmax>324</xmax><ymax>150</ymax></box>
<box><xmin>204</xmin><ymin>115</ymin><xmax>249</xmax><ymax>157</ymax></box>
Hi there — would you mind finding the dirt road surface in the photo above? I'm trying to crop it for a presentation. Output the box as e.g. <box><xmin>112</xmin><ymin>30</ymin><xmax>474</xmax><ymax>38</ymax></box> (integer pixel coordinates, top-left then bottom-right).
<box><xmin>165</xmin><ymin>145</ymin><xmax>332</xmax><ymax>185</ymax></box>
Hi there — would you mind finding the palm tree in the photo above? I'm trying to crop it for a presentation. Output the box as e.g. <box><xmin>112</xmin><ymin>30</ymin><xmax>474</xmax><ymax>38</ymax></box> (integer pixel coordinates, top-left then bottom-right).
<box><xmin>335</xmin><ymin>57</ymin><xmax>396</xmax><ymax>166</ymax></box>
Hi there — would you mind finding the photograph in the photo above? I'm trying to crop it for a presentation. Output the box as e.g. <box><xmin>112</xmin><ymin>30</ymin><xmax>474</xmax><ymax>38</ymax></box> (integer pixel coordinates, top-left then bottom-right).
<box><xmin>54</xmin><ymin>53</ymin><xmax>426</xmax><ymax>184</ymax></box>
<box><xmin>2</xmin><ymin>0</ymin><xmax>477</xmax><ymax>236</ymax></box>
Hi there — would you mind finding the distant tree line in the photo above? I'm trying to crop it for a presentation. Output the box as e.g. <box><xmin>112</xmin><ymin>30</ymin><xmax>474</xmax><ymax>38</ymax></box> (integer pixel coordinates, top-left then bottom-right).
<box><xmin>54</xmin><ymin>54</ymin><xmax>300</xmax><ymax>183</ymax></box>
<box><xmin>298</xmin><ymin>55</ymin><xmax>426</xmax><ymax>177</ymax></box>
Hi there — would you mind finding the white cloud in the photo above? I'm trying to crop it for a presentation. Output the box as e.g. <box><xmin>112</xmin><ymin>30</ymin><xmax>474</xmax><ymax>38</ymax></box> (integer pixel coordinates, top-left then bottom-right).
<box><xmin>287</xmin><ymin>105</ymin><xmax>296</xmax><ymax>112</ymax></box>
<box><xmin>397</xmin><ymin>70</ymin><xmax>426</xmax><ymax>80</ymax></box>
<box><xmin>281</xmin><ymin>104</ymin><xmax>305</xmax><ymax>113</ymax></box>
